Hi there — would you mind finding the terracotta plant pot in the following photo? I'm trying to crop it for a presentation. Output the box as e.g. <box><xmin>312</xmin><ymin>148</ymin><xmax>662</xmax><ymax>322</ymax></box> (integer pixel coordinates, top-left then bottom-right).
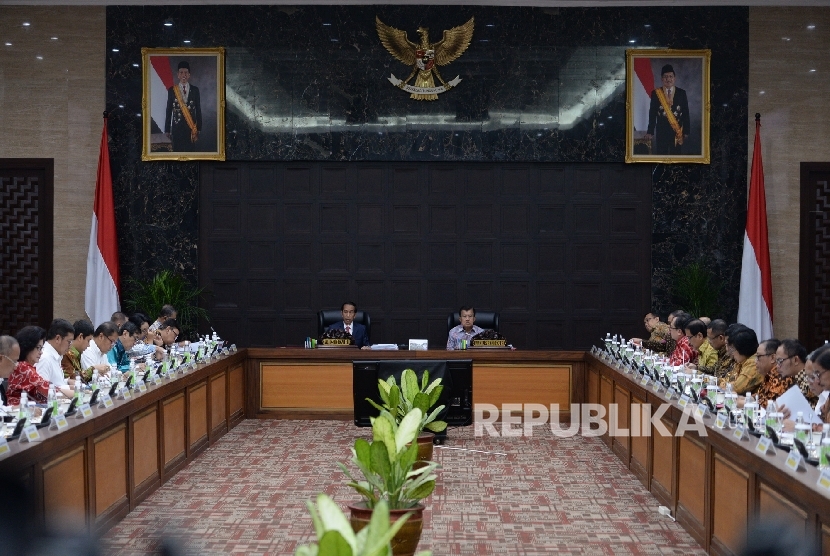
<box><xmin>416</xmin><ymin>432</ymin><xmax>434</xmax><ymax>463</ymax></box>
<box><xmin>349</xmin><ymin>502</ymin><xmax>424</xmax><ymax>556</ymax></box>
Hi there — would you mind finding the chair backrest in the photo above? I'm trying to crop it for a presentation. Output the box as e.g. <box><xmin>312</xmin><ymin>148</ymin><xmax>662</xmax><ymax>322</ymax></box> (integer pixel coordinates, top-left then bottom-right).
<box><xmin>318</xmin><ymin>309</ymin><xmax>371</xmax><ymax>339</ymax></box>
<box><xmin>447</xmin><ymin>311</ymin><xmax>499</xmax><ymax>334</ymax></box>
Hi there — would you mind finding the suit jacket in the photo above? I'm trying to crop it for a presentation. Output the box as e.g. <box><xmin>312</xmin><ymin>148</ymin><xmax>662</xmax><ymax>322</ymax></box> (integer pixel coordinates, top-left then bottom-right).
<box><xmin>647</xmin><ymin>86</ymin><xmax>690</xmax><ymax>155</ymax></box>
<box><xmin>327</xmin><ymin>321</ymin><xmax>370</xmax><ymax>348</ymax></box>
<box><xmin>164</xmin><ymin>84</ymin><xmax>202</xmax><ymax>151</ymax></box>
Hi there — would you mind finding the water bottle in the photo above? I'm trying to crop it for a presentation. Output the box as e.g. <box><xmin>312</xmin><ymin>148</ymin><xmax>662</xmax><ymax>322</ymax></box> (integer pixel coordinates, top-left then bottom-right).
<box><xmin>47</xmin><ymin>385</ymin><xmax>58</xmax><ymax>414</ymax></box>
<box><xmin>765</xmin><ymin>400</ymin><xmax>778</xmax><ymax>435</ymax></box>
<box><xmin>26</xmin><ymin>402</ymin><xmax>35</xmax><ymax>423</ymax></box>
<box><xmin>92</xmin><ymin>370</ymin><xmax>99</xmax><ymax>391</ymax></box>
<box><xmin>74</xmin><ymin>375</ymin><xmax>82</xmax><ymax>404</ymax></box>
<box><xmin>744</xmin><ymin>392</ymin><xmax>757</xmax><ymax>427</ymax></box>
<box><xmin>795</xmin><ymin>411</ymin><xmax>810</xmax><ymax>445</ymax></box>
<box><xmin>18</xmin><ymin>392</ymin><xmax>28</xmax><ymax>421</ymax></box>
<box><xmin>820</xmin><ymin>438</ymin><xmax>830</xmax><ymax>470</ymax></box>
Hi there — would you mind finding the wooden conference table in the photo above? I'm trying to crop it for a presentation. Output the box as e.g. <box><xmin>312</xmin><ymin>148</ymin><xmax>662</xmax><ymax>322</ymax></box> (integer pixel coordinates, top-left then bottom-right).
<box><xmin>1</xmin><ymin>347</ymin><xmax>828</xmax><ymax>556</ymax></box>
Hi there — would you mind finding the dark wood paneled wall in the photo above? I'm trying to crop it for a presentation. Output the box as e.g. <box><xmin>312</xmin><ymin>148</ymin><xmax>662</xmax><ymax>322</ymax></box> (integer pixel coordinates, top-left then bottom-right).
<box><xmin>199</xmin><ymin>162</ymin><xmax>651</xmax><ymax>349</ymax></box>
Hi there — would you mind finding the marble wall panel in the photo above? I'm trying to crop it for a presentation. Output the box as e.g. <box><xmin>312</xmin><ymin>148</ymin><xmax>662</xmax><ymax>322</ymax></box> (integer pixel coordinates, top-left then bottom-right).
<box><xmin>101</xmin><ymin>5</ymin><xmax>748</xmax><ymax>325</ymax></box>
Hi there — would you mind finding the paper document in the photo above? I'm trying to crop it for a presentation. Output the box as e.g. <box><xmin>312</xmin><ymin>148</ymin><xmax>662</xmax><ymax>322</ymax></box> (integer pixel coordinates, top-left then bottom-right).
<box><xmin>370</xmin><ymin>344</ymin><xmax>399</xmax><ymax>350</ymax></box>
<box><xmin>775</xmin><ymin>385</ymin><xmax>823</xmax><ymax>425</ymax></box>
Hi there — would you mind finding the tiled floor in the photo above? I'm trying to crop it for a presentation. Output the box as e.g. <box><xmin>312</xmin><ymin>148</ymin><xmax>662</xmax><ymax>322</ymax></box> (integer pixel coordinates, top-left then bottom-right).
<box><xmin>102</xmin><ymin>420</ymin><xmax>704</xmax><ymax>555</ymax></box>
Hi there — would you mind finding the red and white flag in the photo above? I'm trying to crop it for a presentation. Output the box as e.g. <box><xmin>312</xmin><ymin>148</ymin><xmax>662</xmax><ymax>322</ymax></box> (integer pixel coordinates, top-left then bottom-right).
<box><xmin>85</xmin><ymin>114</ymin><xmax>121</xmax><ymax>326</ymax></box>
<box><xmin>737</xmin><ymin>115</ymin><xmax>773</xmax><ymax>340</ymax></box>
<box><xmin>632</xmin><ymin>58</ymin><xmax>655</xmax><ymax>132</ymax></box>
<box><xmin>149</xmin><ymin>56</ymin><xmax>174</xmax><ymax>134</ymax></box>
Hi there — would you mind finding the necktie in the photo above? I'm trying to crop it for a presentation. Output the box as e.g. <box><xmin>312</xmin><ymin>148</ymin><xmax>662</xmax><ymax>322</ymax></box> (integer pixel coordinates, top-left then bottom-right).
<box><xmin>346</xmin><ymin>325</ymin><xmax>351</xmax><ymax>334</ymax></box>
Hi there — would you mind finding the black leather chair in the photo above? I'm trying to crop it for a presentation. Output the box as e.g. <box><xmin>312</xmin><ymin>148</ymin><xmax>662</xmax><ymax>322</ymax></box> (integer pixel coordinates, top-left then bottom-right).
<box><xmin>447</xmin><ymin>311</ymin><xmax>499</xmax><ymax>334</ymax></box>
<box><xmin>318</xmin><ymin>309</ymin><xmax>371</xmax><ymax>339</ymax></box>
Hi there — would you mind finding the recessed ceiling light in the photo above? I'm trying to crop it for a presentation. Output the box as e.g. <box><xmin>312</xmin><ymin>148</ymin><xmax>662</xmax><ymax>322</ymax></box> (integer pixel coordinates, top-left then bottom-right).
<box><xmin>330</xmin><ymin>38</ymin><xmax>338</xmax><ymax>42</ymax></box>
<box><xmin>118</xmin><ymin>104</ymin><xmax>124</xmax><ymax>108</ymax></box>
<box><xmin>809</xmin><ymin>68</ymin><xmax>817</xmax><ymax>72</ymax></box>
<box><xmin>322</xmin><ymin>22</ymin><xmax>331</xmax><ymax>26</ymax></box>
<box><xmin>599</xmin><ymin>122</ymin><xmax>605</xmax><ymax>126</ymax></box>
<box><xmin>723</xmin><ymin>103</ymin><xmax>728</xmax><ymax>107</ymax></box>
<box><xmin>163</xmin><ymin>20</ymin><xmax>173</xmax><ymax>27</ymax></box>
<box><xmin>36</xmin><ymin>55</ymin><xmax>43</xmax><ymax>60</ymax></box>
<box><xmin>136</xmin><ymin>113</ymin><xmax>141</xmax><ymax>117</ymax></box>
<box><xmin>782</xmin><ymin>37</ymin><xmax>791</xmax><ymax>41</ymax></box>
<box><xmin>132</xmin><ymin>63</ymin><xmax>139</xmax><ymax>67</ymax></box>
<box><xmin>480</xmin><ymin>39</ymin><xmax>489</xmax><ymax>42</ymax></box>
<box><xmin>22</xmin><ymin>22</ymin><xmax>30</xmax><ymax>27</ymax></box>
<box><xmin>4</xmin><ymin>42</ymin><xmax>11</xmax><ymax>46</ymax></box>
<box><xmin>628</xmin><ymin>40</ymin><xmax>636</xmax><ymax>44</ymax></box>
<box><xmin>760</xmin><ymin>91</ymin><xmax>765</xmax><ymax>95</ymax></box>
<box><xmin>644</xmin><ymin>24</ymin><xmax>651</xmax><ymax>28</ymax></box>
<box><xmin>807</xmin><ymin>24</ymin><xmax>816</xmax><ymax>30</ymax></box>
<box><xmin>183</xmin><ymin>40</ymin><xmax>191</xmax><ymax>44</ymax></box>
<box><xmin>486</xmin><ymin>24</ymin><xmax>494</xmax><ymax>27</ymax></box>
<box><xmin>112</xmin><ymin>48</ymin><xmax>119</xmax><ymax>52</ymax></box>
<box><xmin>51</xmin><ymin>36</ymin><xmax>58</xmax><ymax>40</ymax></box>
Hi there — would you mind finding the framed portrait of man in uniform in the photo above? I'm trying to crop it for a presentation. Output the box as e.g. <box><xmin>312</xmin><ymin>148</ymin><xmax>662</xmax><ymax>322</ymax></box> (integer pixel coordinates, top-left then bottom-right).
<box><xmin>141</xmin><ymin>47</ymin><xmax>225</xmax><ymax>161</ymax></box>
<box><xmin>625</xmin><ymin>49</ymin><xmax>710</xmax><ymax>164</ymax></box>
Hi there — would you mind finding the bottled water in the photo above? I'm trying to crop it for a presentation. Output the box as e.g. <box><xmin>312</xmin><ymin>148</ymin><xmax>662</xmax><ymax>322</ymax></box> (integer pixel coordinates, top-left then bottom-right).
<box><xmin>744</xmin><ymin>392</ymin><xmax>757</xmax><ymax>427</ymax></box>
<box><xmin>74</xmin><ymin>374</ymin><xmax>82</xmax><ymax>404</ymax></box>
<box><xmin>18</xmin><ymin>392</ymin><xmax>28</xmax><ymax>421</ymax></box>
<box><xmin>47</xmin><ymin>385</ymin><xmax>58</xmax><ymax>414</ymax></box>
<box><xmin>821</xmin><ymin>438</ymin><xmax>830</xmax><ymax>470</ymax></box>
<box><xmin>92</xmin><ymin>370</ymin><xmax>99</xmax><ymax>391</ymax></box>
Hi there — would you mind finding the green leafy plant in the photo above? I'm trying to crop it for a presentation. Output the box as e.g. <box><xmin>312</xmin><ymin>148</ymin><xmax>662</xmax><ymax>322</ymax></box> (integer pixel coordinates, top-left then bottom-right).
<box><xmin>367</xmin><ymin>369</ymin><xmax>447</xmax><ymax>435</ymax></box>
<box><xmin>339</xmin><ymin>408</ymin><xmax>438</xmax><ymax>510</ymax></box>
<box><xmin>295</xmin><ymin>494</ymin><xmax>431</xmax><ymax>556</ymax></box>
<box><xmin>672</xmin><ymin>262</ymin><xmax>721</xmax><ymax>318</ymax></box>
<box><xmin>123</xmin><ymin>270</ymin><xmax>209</xmax><ymax>338</ymax></box>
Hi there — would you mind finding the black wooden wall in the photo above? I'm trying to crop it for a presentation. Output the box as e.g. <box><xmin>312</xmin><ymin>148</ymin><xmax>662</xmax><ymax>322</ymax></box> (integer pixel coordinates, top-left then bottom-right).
<box><xmin>199</xmin><ymin>162</ymin><xmax>652</xmax><ymax>348</ymax></box>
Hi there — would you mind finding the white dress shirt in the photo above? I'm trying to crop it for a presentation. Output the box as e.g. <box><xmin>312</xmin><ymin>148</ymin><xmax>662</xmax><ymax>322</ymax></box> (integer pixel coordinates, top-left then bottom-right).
<box><xmin>81</xmin><ymin>341</ymin><xmax>110</xmax><ymax>371</ymax></box>
<box><xmin>35</xmin><ymin>341</ymin><xmax>67</xmax><ymax>386</ymax></box>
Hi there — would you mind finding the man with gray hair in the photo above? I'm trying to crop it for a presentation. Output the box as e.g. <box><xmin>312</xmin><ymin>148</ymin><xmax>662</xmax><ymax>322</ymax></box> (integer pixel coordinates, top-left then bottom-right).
<box><xmin>0</xmin><ymin>336</ymin><xmax>21</xmax><ymax>405</ymax></box>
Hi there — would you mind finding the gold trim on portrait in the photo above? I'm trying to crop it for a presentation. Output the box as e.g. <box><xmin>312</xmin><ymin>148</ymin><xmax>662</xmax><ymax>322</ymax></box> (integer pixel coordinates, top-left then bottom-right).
<box><xmin>141</xmin><ymin>47</ymin><xmax>226</xmax><ymax>162</ymax></box>
<box><xmin>625</xmin><ymin>48</ymin><xmax>710</xmax><ymax>164</ymax></box>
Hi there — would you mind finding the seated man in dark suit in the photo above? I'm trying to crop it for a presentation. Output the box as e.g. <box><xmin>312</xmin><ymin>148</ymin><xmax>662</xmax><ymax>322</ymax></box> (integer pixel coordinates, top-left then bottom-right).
<box><xmin>327</xmin><ymin>301</ymin><xmax>370</xmax><ymax>349</ymax></box>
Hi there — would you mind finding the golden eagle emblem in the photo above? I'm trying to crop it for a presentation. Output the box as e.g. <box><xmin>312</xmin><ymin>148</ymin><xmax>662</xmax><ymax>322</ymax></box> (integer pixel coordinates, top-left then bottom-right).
<box><xmin>376</xmin><ymin>16</ymin><xmax>474</xmax><ymax>101</ymax></box>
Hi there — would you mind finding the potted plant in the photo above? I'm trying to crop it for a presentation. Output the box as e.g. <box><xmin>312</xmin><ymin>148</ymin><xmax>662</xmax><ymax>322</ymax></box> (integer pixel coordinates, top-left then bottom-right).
<box><xmin>123</xmin><ymin>270</ymin><xmax>209</xmax><ymax>340</ymax></box>
<box><xmin>295</xmin><ymin>494</ymin><xmax>431</xmax><ymax>556</ymax></box>
<box><xmin>366</xmin><ymin>369</ymin><xmax>448</xmax><ymax>463</ymax></box>
<box><xmin>339</xmin><ymin>408</ymin><xmax>438</xmax><ymax>556</ymax></box>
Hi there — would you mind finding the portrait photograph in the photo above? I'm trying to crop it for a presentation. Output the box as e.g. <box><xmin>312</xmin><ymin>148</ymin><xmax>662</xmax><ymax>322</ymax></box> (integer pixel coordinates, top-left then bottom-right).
<box><xmin>142</xmin><ymin>47</ymin><xmax>225</xmax><ymax>161</ymax></box>
<box><xmin>625</xmin><ymin>49</ymin><xmax>710</xmax><ymax>164</ymax></box>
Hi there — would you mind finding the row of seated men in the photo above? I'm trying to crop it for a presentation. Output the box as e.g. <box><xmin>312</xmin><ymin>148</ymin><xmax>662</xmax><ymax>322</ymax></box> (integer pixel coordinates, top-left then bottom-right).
<box><xmin>0</xmin><ymin>305</ymin><xmax>182</xmax><ymax>407</ymax></box>
<box><xmin>324</xmin><ymin>301</ymin><xmax>495</xmax><ymax>350</ymax></box>
<box><xmin>632</xmin><ymin>311</ymin><xmax>830</xmax><ymax>425</ymax></box>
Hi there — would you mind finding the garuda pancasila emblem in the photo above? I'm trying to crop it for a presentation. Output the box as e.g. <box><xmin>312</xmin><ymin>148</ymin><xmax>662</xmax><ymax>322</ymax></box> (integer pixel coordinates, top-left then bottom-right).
<box><xmin>376</xmin><ymin>16</ymin><xmax>474</xmax><ymax>101</ymax></box>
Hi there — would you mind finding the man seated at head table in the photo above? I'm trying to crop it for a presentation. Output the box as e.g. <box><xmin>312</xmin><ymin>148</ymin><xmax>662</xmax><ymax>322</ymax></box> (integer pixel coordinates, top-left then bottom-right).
<box><xmin>127</xmin><ymin>312</ymin><xmax>165</xmax><ymax>360</ymax></box>
<box><xmin>447</xmin><ymin>306</ymin><xmax>483</xmax><ymax>350</ymax></box>
<box><xmin>683</xmin><ymin>318</ymin><xmax>717</xmax><ymax>371</ymax></box>
<box><xmin>326</xmin><ymin>302</ymin><xmax>371</xmax><ymax>349</ymax></box>
<box><xmin>668</xmin><ymin>312</ymin><xmax>697</xmax><ymax>366</ymax></box>
<box><xmin>36</xmin><ymin>319</ymin><xmax>76</xmax><ymax>388</ymax></box>
<box><xmin>771</xmin><ymin>339</ymin><xmax>819</xmax><ymax>419</ymax></box>
<box><xmin>720</xmin><ymin>326</ymin><xmax>763</xmax><ymax>394</ymax></box>
<box><xmin>80</xmin><ymin>322</ymin><xmax>119</xmax><ymax>377</ymax></box>
<box><xmin>0</xmin><ymin>336</ymin><xmax>21</xmax><ymax>404</ymax></box>
<box><xmin>62</xmin><ymin>319</ymin><xmax>96</xmax><ymax>384</ymax></box>
<box><xmin>693</xmin><ymin>319</ymin><xmax>732</xmax><ymax>377</ymax></box>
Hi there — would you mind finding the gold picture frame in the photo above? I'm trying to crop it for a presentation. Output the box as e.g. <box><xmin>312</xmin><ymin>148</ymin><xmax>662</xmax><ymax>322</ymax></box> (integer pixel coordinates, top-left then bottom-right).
<box><xmin>141</xmin><ymin>47</ymin><xmax>225</xmax><ymax>161</ymax></box>
<box><xmin>625</xmin><ymin>49</ymin><xmax>710</xmax><ymax>164</ymax></box>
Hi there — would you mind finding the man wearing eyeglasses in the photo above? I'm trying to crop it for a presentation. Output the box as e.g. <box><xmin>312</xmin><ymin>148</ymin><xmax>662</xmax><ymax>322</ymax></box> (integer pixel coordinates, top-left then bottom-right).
<box><xmin>746</xmin><ymin>339</ymin><xmax>784</xmax><ymax>408</ymax></box>
<box><xmin>35</xmin><ymin>319</ymin><xmax>75</xmax><ymax>388</ymax></box>
<box><xmin>696</xmin><ymin>319</ymin><xmax>733</xmax><ymax>379</ymax></box>
<box><xmin>773</xmin><ymin>339</ymin><xmax>817</xmax><ymax>407</ymax></box>
<box><xmin>81</xmin><ymin>322</ymin><xmax>120</xmax><ymax>374</ymax></box>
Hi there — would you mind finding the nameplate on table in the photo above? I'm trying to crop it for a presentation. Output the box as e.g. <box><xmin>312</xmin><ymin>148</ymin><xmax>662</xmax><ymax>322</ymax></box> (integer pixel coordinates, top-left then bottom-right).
<box><xmin>152</xmin><ymin>374</ymin><xmax>163</xmax><ymax>386</ymax></box>
<box><xmin>75</xmin><ymin>403</ymin><xmax>93</xmax><ymax>419</ymax></box>
<box><xmin>785</xmin><ymin>450</ymin><xmax>806</xmax><ymax>472</ymax></box>
<box><xmin>818</xmin><ymin>469</ymin><xmax>830</xmax><ymax>491</ymax></box>
<box><xmin>678</xmin><ymin>395</ymin><xmax>690</xmax><ymax>408</ymax></box>
<box><xmin>666</xmin><ymin>387</ymin><xmax>677</xmax><ymax>400</ymax></box>
<box><xmin>471</xmin><ymin>339</ymin><xmax>507</xmax><ymax>348</ymax></box>
<box><xmin>136</xmin><ymin>380</ymin><xmax>147</xmax><ymax>393</ymax></box>
<box><xmin>755</xmin><ymin>435</ymin><xmax>776</xmax><ymax>455</ymax></box>
<box><xmin>694</xmin><ymin>403</ymin><xmax>709</xmax><ymax>420</ymax></box>
<box><xmin>715</xmin><ymin>411</ymin><xmax>728</xmax><ymax>429</ymax></box>
<box><xmin>98</xmin><ymin>394</ymin><xmax>114</xmax><ymax>409</ymax></box>
<box><xmin>0</xmin><ymin>437</ymin><xmax>9</xmax><ymax>457</ymax></box>
<box><xmin>733</xmin><ymin>426</ymin><xmax>748</xmax><ymax>441</ymax></box>
<box><xmin>652</xmin><ymin>381</ymin><xmax>662</xmax><ymax>393</ymax></box>
<box><xmin>118</xmin><ymin>386</ymin><xmax>132</xmax><ymax>400</ymax></box>
<box><xmin>49</xmin><ymin>414</ymin><xmax>69</xmax><ymax>431</ymax></box>
<box><xmin>320</xmin><ymin>338</ymin><xmax>354</xmax><ymax>346</ymax></box>
<box><xmin>20</xmin><ymin>424</ymin><xmax>40</xmax><ymax>442</ymax></box>
<box><xmin>640</xmin><ymin>376</ymin><xmax>650</xmax><ymax>387</ymax></box>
